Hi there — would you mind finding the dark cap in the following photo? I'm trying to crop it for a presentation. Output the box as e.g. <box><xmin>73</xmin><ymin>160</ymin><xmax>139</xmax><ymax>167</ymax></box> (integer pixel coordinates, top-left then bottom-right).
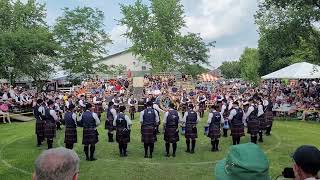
<box><xmin>292</xmin><ymin>145</ymin><xmax>320</xmax><ymax>175</ymax></box>
<box><xmin>85</xmin><ymin>103</ymin><xmax>92</xmax><ymax>109</ymax></box>
<box><xmin>233</xmin><ymin>101</ymin><xmax>239</xmax><ymax>106</ymax></box>
<box><xmin>68</xmin><ymin>104</ymin><xmax>75</xmax><ymax>110</ymax></box>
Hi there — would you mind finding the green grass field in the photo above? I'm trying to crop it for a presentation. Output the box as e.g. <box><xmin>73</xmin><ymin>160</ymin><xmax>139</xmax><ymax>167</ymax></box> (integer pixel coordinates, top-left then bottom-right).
<box><xmin>0</xmin><ymin>113</ymin><xmax>319</xmax><ymax>180</ymax></box>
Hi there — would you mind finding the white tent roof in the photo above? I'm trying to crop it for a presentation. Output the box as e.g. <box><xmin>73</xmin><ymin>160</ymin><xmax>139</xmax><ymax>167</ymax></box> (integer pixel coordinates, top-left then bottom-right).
<box><xmin>261</xmin><ymin>62</ymin><xmax>320</xmax><ymax>79</ymax></box>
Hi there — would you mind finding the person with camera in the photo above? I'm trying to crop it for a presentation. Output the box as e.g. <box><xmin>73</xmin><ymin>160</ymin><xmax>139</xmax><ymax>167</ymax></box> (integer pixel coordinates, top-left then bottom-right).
<box><xmin>113</xmin><ymin>106</ymin><xmax>132</xmax><ymax>157</ymax></box>
<box><xmin>278</xmin><ymin>145</ymin><xmax>320</xmax><ymax>180</ymax></box>
<box><xmin>292</xmin><ymin>145</ymin><xmax>320</xmax><ymax>180</ymax></box>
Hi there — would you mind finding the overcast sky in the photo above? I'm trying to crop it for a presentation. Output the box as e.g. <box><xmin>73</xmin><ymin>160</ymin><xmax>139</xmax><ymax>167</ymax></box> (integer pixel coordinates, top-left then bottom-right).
<box><xmin>33</xmin><ymin>0</ymin><xmax>260</xmax><ymax>68</ymax></box>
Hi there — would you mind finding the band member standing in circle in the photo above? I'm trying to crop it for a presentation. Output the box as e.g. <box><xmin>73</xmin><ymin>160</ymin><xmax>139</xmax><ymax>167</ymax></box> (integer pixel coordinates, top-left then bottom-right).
<box><xmin>180</xmin><ymin>92</ymin><xmax>190</xmax><ymax>117</ymax></box>
<box><xmin>93</xmin><ymin>92</ymin><xmax>103</xmax><ymax>119</ymax></box>
<box><xmin>197</xmin><ymin>92</ymin><xmax>207</xmax><ymax>118</ymax></box>
<box><xmin>79</xmin><ymin>103</ymin><xmax>100</xmax><ymax>161</ymax></box>
<box><xmin>257</xmin><ymin>98</ymin><xmax>265</xmax><ymax>143</ymax></box>
<box><xmin>140</xmin><ymin>101</ymin><xmax>159</xmax><ymax>158</ymax></box>
<box><xmin>245</xmin><ymin>99</ymin><xmax>260</xmax><ymax>144</ymax></box>
<box><xmin>182</xmin><ymin>104</ymin><xmax>200</xmax><ymax>154</ymax></box>
<box><xmin>228</xmin><ymin>101</ymin><xmax>245</xmax><ymax>145</ymax></box>
<box><xmin>207</xmin><ymin>105</ymin><xmax>224</xmax><ymax>152</ymax></box>
<box><xmin>163</xmin><ymin>103</ymin><xmax>181</xmax><ymax>157</ymax></box>
<box><xmin>43</xmin><ymin>100</ymin><xmax>59</xmax><ymax>149</ymax></box>
<box><xmin>105</xmin><ymin>102</ymin><xmax>117</xmax><ymax>142</ymax></box>
<box><xmin>128</xmin><ymin>94</ymin><xmax>137</xmax><ymax>120</ymax></box>
<box><xmin>263</xmin><ymin>95</ymin><xmax>273</xmax><ymax>136</ymax></box>
<box><xmin>63</xmin><ymin>104</ymin><xmax>77</xmax><ymax>149</ymax></box>
<box><xmin>34</xmin><ymin>99</ymin><xmax>45</xmax><ymax>147</ymax></box>
<box><xmin>113</xmin><ymin>106</ymin><xmax>132</xmax><ymax>157</ymax></box>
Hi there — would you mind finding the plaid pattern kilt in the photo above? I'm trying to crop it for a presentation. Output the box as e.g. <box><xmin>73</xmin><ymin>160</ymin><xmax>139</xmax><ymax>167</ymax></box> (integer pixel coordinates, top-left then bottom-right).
<box><xmin>164</xmin><ymin>127</ymin><xmax>179</xmax><ymax>143</ymax></box>
<box><xmin>116</xmin><ymin>128</ymin><xmax>131</xmax><ymax>144</ymax></box>
<box><xmin>105</xmin><ymin>119</ymin><xmax>115</xmax><ymax>131</ymax></box>
<box><xmin>94</xmin><ymin>103</ymin><xmax>103</xmax><ymax>114</ymax></box>
<box><xmin>141</xmin><ymin>125</ymin><xmax>156</xmax><ymax>143</ymax></box>
<box><xmin>247</xmin><ymin>120</ymin><xmax>260</xmax><ymax>135</ymax></box>
<box><xmin>258</xmin><ymin>115</ymin><xmax>266</xmax><ymax>130</ymax></box>
<box><xmin>35</xmin><ymin>121</ymin><xmax>45</xmax><ymax>137</ymax></box>
<box><xmin>115</xmin><ymin>105</ymin><xmax>120</xmax><ymax>113</ymax></box>
<box><xmin>185</xmin><ymin>124</ymin><xmax>198</xmax><ymax>139</ymax></box>
<box><xmin>264</xmin><ymin>111</ymin><xmax>273</xmax><ymax>127</ymax></box>
<box><xmin>199</xmin><ymin>103</ymin><xmax>206</xmax><ymax>112</ymax></box>
<box><xmin>208</xmin><ymin>126</ymin><xmax>221</xmax><ymax>139</ymax></box>
<box><xmin>82</xmin><ymin>128</ymin><xmax>99</xmax><ymax>145</ymax></box>
<box><xmin>230</xmin><ymin>124</ymin><xmax>245</xmax><ymax>137</ymax></box>
<box><xmin>44</xmin><ymin>122</ymin><xmax>56</xmax><ymax>139</ymax></box>
<box><xmin>129</xmin><ymin>106</ymin><xmax>136</xmax><ymax>114</ymax></box>
<box><xmin>64</xmin><ymin>127</ymin><xmax>77</xmax><ymax>144</ymax></box>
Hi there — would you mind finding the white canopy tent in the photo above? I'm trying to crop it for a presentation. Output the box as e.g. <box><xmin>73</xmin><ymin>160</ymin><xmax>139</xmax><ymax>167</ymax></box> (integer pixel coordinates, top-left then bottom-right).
<box><xmin>261</xmin><ymin>62</ymin><xmax>320</xmax><ymax>79</ymax></box>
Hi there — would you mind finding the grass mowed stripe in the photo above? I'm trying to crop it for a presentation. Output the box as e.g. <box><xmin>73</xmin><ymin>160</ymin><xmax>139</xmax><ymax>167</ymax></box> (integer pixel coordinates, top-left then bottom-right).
<box><xmin>0</xmin><ymin>113</ymin><xmax>319</xmax><ymax>180</ymax></box>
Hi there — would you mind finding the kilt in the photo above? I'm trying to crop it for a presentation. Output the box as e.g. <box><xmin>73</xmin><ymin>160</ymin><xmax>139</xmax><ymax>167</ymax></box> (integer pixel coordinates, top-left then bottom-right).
<box><xmin>129</xmin><ymin>106</ymin><xmax>136</xmax><ymax>114</ymax></box>
<box><xmin>141</xmin><ymin>125</ymin><xmax>156</xmax><ymax>143</ymax></box>
<box><xmin>258</xmin><ymin>115</ymin><xmax>266</xmax><ymax>130</ymax></box>
<box><xmin>105</xmin><ymin>119</ymin><xmax>115</xmax><ymax>131</ymax></box>
<box><xmin>35</xmin><ymin>121</ymin><xmax>45</xmax><ymax>137</ymax></box>
<box><xmin>94</xmin><ymin>103</ymin><xmax>103</xmax><ymax>114</ymax></box>
<box><xmin>82</xmin><ymin>128</ymin><xmax>99</xmax><ymax>145</ymax></box>
<box><xmin>64</xmin><ymin>127</ymin><xmax>77</xmax><ymax>144</ymax></box>
<box><xmin>44</xmin><ymin>122</ymin><xmax>56</xmax><ymax>139</ymax></box>
<box><xmin>199</xmin><ymin>103</ymin><xmax>206</xmax><ymax>112</ymax></box>
<box><xmin>185</xmin><ymin>124</ymin><xmax>198</xmax><ymax>139</ymax></box>
<box><xmin>208</xmin><ymin>126</ymin><xmax>221</xmax><ymax>139</ymax></box>
<box><xmin>248</xmin><ymin>120</ymin><xmax>260</xmax><ymax>135</ymax></box>
<box><xmin>230</xmin><ymin>125</ymin><xmax>245</xmax><ymax>137</ymax></box>
<box><xmin>116</xmin><ymin>127</ymin><xmax>130</xmax><ymax>144</ymax></box>
<box><xmin>164</xmin><ymin>127</ymin><xmax>179</xmax><ymax>143</ymax></box>
<box><xmin>264</xmin><ymin>111</ymin><xmax>273</xmax><ymax>127</ymax></box>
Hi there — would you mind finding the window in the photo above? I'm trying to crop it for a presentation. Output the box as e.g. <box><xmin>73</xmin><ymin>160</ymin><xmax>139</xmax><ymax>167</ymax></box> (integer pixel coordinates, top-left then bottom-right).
<box><xmin>142</xmin><ymin>66</ymin><xmax>147</xmax><ymax>70</ymax></box>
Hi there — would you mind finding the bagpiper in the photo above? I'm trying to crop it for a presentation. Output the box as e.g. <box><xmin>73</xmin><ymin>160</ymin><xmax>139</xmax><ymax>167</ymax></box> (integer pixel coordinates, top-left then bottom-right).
<box><xmin>163</xmin><ymin>103</ymin><xmax>181</xmax><ymax>157</ymax></box>
<box><xmin>79</xmin><ymin>103</ymin><xmax>100</xmax><ymax>161</ymax></box>
<box><xmin>54</xmin><ymin>97</ymin><xmax>63</xmax><ymax>130</ymax></box>
<box><xmin>197</xmin><ymin>92</ymin><xmax>207</xmax><ymax>118</ymax></box>
<box><xmin>128</xmin><ymin>94</ymin><xmax>137</xmax><ymax>120</ymax></box>
<box><xmin>245</xmin><ymin>99</ymin><xmax>260</xmax><ymax>144</ymax></box>
<box><xmin>34</xmin><ymin>99</ymin><xmax>45</xmax><ymax>147</ymax></box>
<box><xmin>263</xmin><ymin>95</ymin><xmax>273</xmax><ymax>136</ymax></box>
<box><xmin>105</xmin><ymin>102</ymin><xmax>117</xmax><ymax>142</ymax></box>
<box><xmin>140</xmin><ymin>101</ymin><xmax>159</xmax><ymax>158</ymax></box>
<box><xmin>43</xmin><ymin>100</ymin><xmax>59</xmax><ymax>149</ymax></box>
<box><xmin>113</xmin><ymin>106</ymin><xmax>132</xmax><ymax>157</ymax></box>
<box><xmin>182</xmin><ymin>104</ymin><xmax>200</xmax><ymax>154</ymax></box>
<box><xmin>257</xmin><ymin>98</ymin><xmax>265</xmax><ymax>142</ymax></box>
<box><xmin>180</xmin><ymin>93</ymin><xmax>190</xmax><ymax>117</ymax></box>
<box><xmin>221</xmin><ymin>99</ymin><xmax>229</xmax><ymax>137</ymax></box>
<box><xmin>63</xmin><ymin>104</ymin><xmax>77</xmax><ymax>149</ymax></box>
<box><xmin>112</xmin><ymin>93</ymin><xmax>122</xmax><ymax>113</ymax></box>
<box><xmin>207</xmin><ymin>105</ymin><xmax>223</xmax><ymax>151</ymax></box>
<box><xmin>93</xmin><ymin>92</ymin><xmax>103</xmax><ymax>119</ymax></box>
<box><xmin>228</xmin><ymin>101</ymin><xmax>245</xmax><ymax>145</ymax></box>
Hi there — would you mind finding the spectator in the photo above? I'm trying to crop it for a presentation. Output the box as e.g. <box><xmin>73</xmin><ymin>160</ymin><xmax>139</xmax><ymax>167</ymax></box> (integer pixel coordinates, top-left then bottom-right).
<box><xmin>215</xmin><ymin>143</ymin><xmax>270</xmax><ymax>180</ymax></box>
<box><xmin>33</xmin><ymin>147</ymin><xmax>80</xmax><ymax>180</ymax></box>
<box><xmin>292</xmin><ymin>145</ymin><xmax>320</xmax><ymax>180</ymax></box>
<box><xmin>0</xmin><ymin>99</ymin><xmax>11</xmax><ymax>124</ymax></box>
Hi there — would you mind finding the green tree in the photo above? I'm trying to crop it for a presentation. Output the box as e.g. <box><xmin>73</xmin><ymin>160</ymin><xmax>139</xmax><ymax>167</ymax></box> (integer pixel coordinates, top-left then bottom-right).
<box><xmin>54</xmin><ymin>7</ymin><xmax>112</xmax><ymax>76</ymax></box>
<box><xmin>218</xmin><ymin>61</ymin><xmax>241</xmax><ymax>79</ymax></box>
<box><xmin>0</xmin><ymin>0</ymin><xmax>57</xmax><ymax>86</ymax></box>
<box><xmin>239</xmin><ymin>48</ymin><xmax>260</xmax><ymax>84</ymax></box>
<box><xmin>255</xmin><ymin>0</ymin><xmax>320</xmax><ymax>75</ymax></box>
<box><xmin>119</xmin><ymin>0</ymin><xmax>213</xmax><ymax>72</ymax></box>
<box><xmin>180</xmin><ymin>63</ymin><xmax>208</xmax><ymax>78</ymax></box>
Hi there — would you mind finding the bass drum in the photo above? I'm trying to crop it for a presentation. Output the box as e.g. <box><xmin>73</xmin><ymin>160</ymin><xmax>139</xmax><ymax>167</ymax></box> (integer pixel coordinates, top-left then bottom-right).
<box><xmin>159</xmin><ymin>95</ymin><xmax>174</xmax><ymax>111</ymax></box>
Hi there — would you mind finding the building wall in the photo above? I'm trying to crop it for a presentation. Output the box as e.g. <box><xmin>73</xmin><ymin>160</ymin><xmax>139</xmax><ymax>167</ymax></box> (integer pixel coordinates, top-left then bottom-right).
<box><xmin>99</xmin><ymin>52</ymin><xmax>151</xmax><ymax>71</ymax></box>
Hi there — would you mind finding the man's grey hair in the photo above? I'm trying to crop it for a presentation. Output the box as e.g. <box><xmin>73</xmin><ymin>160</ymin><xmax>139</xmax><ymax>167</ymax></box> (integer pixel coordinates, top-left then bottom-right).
<box><xmin>34</xmin><ymin>147</ymin><xmax>80</xmax><ymax>180</ymax></box>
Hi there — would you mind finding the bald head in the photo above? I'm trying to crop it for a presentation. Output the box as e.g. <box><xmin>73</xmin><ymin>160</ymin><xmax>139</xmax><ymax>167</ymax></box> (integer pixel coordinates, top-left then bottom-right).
<box><xmin>34</xmin><ymin>148</ymin><xmax>80</xmax><ymax>180</ymax></box>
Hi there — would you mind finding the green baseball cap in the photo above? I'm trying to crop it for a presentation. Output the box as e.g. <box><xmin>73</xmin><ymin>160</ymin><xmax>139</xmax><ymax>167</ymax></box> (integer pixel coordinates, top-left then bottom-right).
<box><xmin>215</xmin><ymin>143</ymin><xmax>271</xmax><ymax>180</ymax></box>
